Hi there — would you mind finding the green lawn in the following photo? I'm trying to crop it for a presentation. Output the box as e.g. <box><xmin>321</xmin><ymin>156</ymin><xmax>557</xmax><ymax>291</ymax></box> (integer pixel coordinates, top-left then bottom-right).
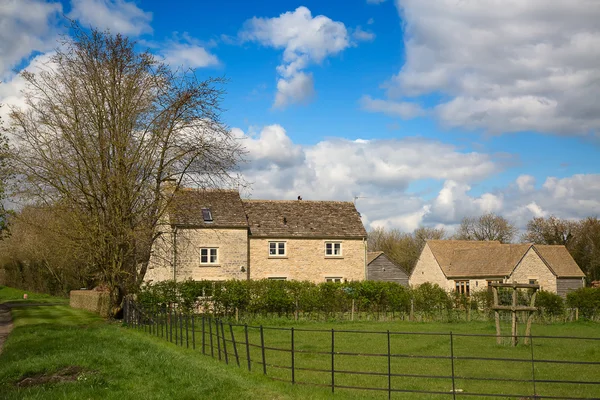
<box><xmin>138</xmin><ymin>311</ymin><xmax>600</xmax><ymax>400</ymax></box>
<box><xmin>0</xmin><ymin>288</ymin><xmax>347</xmax><ymax>400</ymax></box>
<box><xmin>0</xmin><ymin>285</ymin><xmax>68</xmax><ymax>304</ymax></box>
<box><xmin>1</xmin><ymin>285</ymin><xmax>599</xmax><ymax>400</ymax></box>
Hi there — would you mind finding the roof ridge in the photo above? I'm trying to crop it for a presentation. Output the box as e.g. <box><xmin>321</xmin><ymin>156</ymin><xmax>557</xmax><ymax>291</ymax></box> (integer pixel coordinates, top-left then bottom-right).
<box><xmin>242</xmin><ymin>199</ymin><xmax>354</xmax><ymax>204</ymax></box>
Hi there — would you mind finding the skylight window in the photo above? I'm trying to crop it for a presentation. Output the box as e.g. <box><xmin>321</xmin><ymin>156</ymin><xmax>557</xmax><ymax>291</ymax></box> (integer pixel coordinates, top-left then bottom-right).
<box><xmin>202</xmin><ymin>208</ymin><xmax>213</xmax><ymax>222</ymax></box>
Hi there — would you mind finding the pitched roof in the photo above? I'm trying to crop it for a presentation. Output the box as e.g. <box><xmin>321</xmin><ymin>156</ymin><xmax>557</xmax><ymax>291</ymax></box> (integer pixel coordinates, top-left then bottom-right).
<box><xmin>168</xmin><ymin>189</ymin><xmax>247</xmax><ymax>228</ymax></box>
<box><xmin>242</xmin><ymin>200</ymin><xmax>367</xmax><ymax>238</ymax></box>
<box><xmin>446</xmin><ymin>244</ymin><xmax>531</xmax><ymax>278</ymax></box>
<box><xmin>426</xmin><ymin>240</ymin><xmax>585</xmax><ymax>278</ymax></box>
<box><xmin>367</xmin><ymin>251</ymin><xmax>384</xmax><ymax>265</ymax></box>
<box><xmin>533</xmin><ymin>245</ymin><xmax>585</xmax><ymax>277</ymax></box>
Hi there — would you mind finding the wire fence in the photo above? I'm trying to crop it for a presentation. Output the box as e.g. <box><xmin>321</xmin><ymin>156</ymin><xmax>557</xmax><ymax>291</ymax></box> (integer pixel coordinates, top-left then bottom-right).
<box><xmin>123</xmin><ymin>299</ymin><xmax>600</xmax><ymax>399</ymax></box>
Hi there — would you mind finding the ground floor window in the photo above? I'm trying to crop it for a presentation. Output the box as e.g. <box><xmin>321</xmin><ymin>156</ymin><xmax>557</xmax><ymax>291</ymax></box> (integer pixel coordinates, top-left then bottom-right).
<box><xmin>528</xmin><ymin>278</ymin><xmax>539</xmax><ymax>285</ymax></box>
<box><xmin>455</xmin><ymin>280</ymin><xmax>470</xmax><ymax>296</ymax></box>
<box><xmin>268</xmin><ymin>277</ymin><xmax>287</xmax><ymax>281</ymax></box>
<box><xmin>326</xmin><ymin>277</ymin><xmax>343</xmax><ymax>283</ymax></box>
<box><xmin>200</xmin><ymin>248</ymin><xmax>218</xmax><ymax>264</ymax></box>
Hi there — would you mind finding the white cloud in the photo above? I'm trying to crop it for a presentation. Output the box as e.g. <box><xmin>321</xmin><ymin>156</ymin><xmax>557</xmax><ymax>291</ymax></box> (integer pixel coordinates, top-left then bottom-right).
<box><xmin>367</xmin><ymin>18</ymin><xmax>375</xmax><ymax>25</ymax></box>
<box><xmin>0</xmin><ymin>52</ymin><xmax>56</xmax><ymax>126</ymax></box>
<box><xmin>0</xmin><ymin>0</ymin><xmax>62</xmax><ymax>78</ymax></box>
<box><xmin>161</xmin><ymin>35</ymin><xmax>219</xmax><ymax>69</ymax></box>
<box><xmin>69</xmin><ymin>0</ymin><xmax>152</xmax><ymax>36</ymax></box>
<box><xmin>360</xmin><ymin>95</ymin><xmax>425</xmax><ymax>119</ymax></box>
<box><xmin>385</xmin><ymin>0</ymin><xmax>600</xmax><ymax>136</ymax></box>
<box><xmin>516</xmin><ymin>174</ymin><xmax>535</xmax><ymax>192</ymax></box>
<box><xmin>240</xmin><ymin>6</ymin><xmax>350</xmax><ymax>108</ymax></box>
<box><xmin>352</xmin><ymin>27</ymin><xmax>376</xmax><ymax>42</ymax></box>
<box><xmin>274</xmin><ymin>72</ymin><xmax>315</xmax><ymax>108</ymax></box>
<box><xmin>234</xmin><ymin>124</ymin><xmax>600</xmax><ymax>233</ymax></box>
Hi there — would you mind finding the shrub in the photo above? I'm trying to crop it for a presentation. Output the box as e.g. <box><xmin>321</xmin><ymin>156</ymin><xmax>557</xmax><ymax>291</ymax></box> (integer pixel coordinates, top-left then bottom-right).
<box><xmin>535</xmin><ymin>290</ymin><xmax>565</xmax><ymax>317</ymax></box>
<box><xmin>567</xmin><ymin>287</ymin><xmax>600</xmax><ymax>319</ymax></box>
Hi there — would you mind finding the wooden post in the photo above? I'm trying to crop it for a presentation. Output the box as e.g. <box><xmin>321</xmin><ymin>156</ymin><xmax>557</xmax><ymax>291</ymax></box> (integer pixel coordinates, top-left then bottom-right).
<box><xmin>576</xmin><ymin>308</ymin><xmax>579</xmax><ymax>321</ymax></box>
<box><xmin>351</xmin><ymin>299</ymin><xmax>355</xmax><ymax>321</ymax></box>
<box><xmin>294</xmin><ymin>299</ymin><xmax>299</xmax><ymax>322</ymax></box>
<box><xmin>493</xmin><ymin>286</ymin><xmax>501</xmax><ymax>345</ymax></box>
<box><xmin>511</xmin><ymin>287</ymin><xmax>518</xmax><ymax>347</ymax></box>
<box><xmin>245</xmin><ymin>324</ymin><xmax>251</xmax><ymax>372</ymax></box>
<box><xmin>410</xmin><ymin>298</ymin><xmax>415</xmax><ymax>322</ymax></box>
<box><xmin>524</xmin><ymin>290</ymin><xmax>537</xmax><ymax>345</ymax></box>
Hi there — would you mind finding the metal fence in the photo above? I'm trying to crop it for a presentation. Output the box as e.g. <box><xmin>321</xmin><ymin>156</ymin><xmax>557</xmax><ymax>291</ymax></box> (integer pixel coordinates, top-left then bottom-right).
<box><xmin>123</xmin><ymin>299</ymin><xmax>600</xmax><ymax>399</ymax></box>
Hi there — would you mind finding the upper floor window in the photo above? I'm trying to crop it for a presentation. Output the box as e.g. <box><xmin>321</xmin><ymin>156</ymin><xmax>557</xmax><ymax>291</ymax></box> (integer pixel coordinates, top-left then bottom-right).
<box><xmin>201</xmin><ymin>208</ymin><xmax>213</xmax><ymax>222</ymax></box>
<box><xmin>325</xmin><ymin>241</ymin><xmax>342</xmax><ymax>257</ymax></box>
<box><xmin>200</xmin><ymin>248</ymin><xmax>218</xmax><ymax>264</ymax></box>
<box><xmin>269</xmin><ymin>241</ymin><xmax>286</xmax><ymax>256</ymax></box>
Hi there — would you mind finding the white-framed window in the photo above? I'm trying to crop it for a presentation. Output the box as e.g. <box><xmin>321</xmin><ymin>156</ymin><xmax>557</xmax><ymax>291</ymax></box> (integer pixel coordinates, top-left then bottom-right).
<box><xmin>268</xmin><ymin>277</ymin><xmax>287</xmax><ymax>281</ymax></box>
<box><xmin>200</xmin><ymin>248</ymin><xmax>218</xmax><ymax>264</ymax></box>
<box><xmin>455</xmin><ymin>280</ymin><xmax>470</xmax><ymax>296</ymax></box>
<box><xmin>269</xmin><ymin>241</ymin><xmax>286</xmax><ymax>257</ymax></box>
<box><xmin>325</xmin><ymin>241</ymin><xmax>342</xmax><ymax>256</ymax></box>
<box><xmin>326</xmin><ymin>277</ymin><xmax>343</xmax><ymax>283</ymax></box>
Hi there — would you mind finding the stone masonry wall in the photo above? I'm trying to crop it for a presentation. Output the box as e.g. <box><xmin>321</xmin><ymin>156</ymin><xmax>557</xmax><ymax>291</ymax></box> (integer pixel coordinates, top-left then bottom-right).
<box><xmin>249</xmin><ymin>238</ymin><xmax>366</xmax><ymax>282</ymax></box>
<box><xmin>409</xmin><ymin>244</ymin><xmax>449</xmax><ymax>288</ymax></box>
<box><xmin>509</xmin><ymin>248</ymin><xmax>557</xmax><ymax>293</ymax></box>
<box><xmin>174</xmin><ymin>228</ymin><xmax>248</xmax><ymax>281</ymax></box>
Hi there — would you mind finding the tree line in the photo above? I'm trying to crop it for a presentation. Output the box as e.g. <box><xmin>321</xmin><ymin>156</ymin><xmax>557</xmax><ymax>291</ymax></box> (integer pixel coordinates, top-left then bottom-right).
<box><xmin>368</xmin><ymin>213</ymin><xmax>600</xmax><ymax>282</ymax></box>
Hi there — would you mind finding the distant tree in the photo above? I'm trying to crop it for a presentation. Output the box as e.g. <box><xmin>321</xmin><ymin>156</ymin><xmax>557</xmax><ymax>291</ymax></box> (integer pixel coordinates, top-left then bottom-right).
<box><xmin>0</xmin><ymin>116</ymin><xmax>12</xmax><ymax>237</ymax></box>
<box><xmin>368</xmin><ymin>226</ymin><xmax>446</xmax><ymax>272</ymax></box>
<box><xmin>570</xmin><ymin>217</ymin><xmax>600</xmax><ymax>282</ymax></box>
<box><xmin>455</xmin><ymin>213</ymin><xmax>517</xmax><ymax>243</ymax></box>
<box><xmin>521</xmin><ymin>216</ymin><xmax>576</xmax><ymax>246</ymax></box>
<box><xmin>8</xmin><ymin>25</ymin><xmax>243</xmax><ymax>314</ymax></box>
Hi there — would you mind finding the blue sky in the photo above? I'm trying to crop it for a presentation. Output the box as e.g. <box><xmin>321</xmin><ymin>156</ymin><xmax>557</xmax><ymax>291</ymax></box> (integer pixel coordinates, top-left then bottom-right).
<box><xmin>1</xmin><ymin>0</ymin><xmax>599</xmax><ymax>233</ymax></box>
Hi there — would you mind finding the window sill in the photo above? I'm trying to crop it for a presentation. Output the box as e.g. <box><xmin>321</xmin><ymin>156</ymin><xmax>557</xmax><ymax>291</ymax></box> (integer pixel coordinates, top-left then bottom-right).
<box><xmin>324</xmin><ymin>256</ymin><xmax>344</xmax><ymax>259</ymax></box>
<box><xmin>199</xmin><ymin>264</ymin><xmax>221</xmax><ymax>267</ymax></box>
<box><xmin>268</xmin><ymin>256</ymin><xmax>288</xmax><ymax>259</ymax></box>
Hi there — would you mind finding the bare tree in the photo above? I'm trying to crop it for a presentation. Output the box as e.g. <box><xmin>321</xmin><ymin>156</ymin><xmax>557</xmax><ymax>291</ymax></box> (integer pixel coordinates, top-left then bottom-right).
<box><xmin>368</xmin><ymin>226</ymin><xmax>446</xmax><ymax>272</ymax></box>
<box><xmin>521</xmin><ymin>216</ymin><xmax>575</xmax><ymax>246</ymax></box>
<box><xmin>8</xmin><ymin>26</ymin><xmax>243</xmax><ymax>314</ymax></box>
<box><xmin>0</xmin><ymin>117</ymin><xmax>11</xmax><ymax>237</ymax></box>
<box><xmin>455</xmin><ymin>213</ymin><xmax>517</xmax><ymax>243</ymax></box>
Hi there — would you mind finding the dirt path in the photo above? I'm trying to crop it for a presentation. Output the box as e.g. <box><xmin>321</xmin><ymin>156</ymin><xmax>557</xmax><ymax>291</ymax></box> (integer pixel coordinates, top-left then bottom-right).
<box><xmin>0</xmin><ymin>304</ymin><xmax>13</xmax><ymax>355</ymax></box>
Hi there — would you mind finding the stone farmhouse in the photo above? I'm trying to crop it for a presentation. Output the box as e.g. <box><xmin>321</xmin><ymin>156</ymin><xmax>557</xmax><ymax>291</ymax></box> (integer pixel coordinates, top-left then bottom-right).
<box><xmin>366</xmin><ymin>252</ymin><xmax>409</xmax><ymax>286</ymax></box>
<box><xmin>409</xmin><ymin>240</ymin><xmax>585</xmax><ymax>297</ymax></box>
<box><xmin>145</xmin><ymin>188</ymin><xmax>367</xmax><ymax>283</ymax></box>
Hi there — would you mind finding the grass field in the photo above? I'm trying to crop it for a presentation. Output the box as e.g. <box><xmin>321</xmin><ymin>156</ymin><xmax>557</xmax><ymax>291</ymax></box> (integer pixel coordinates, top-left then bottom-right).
<box><xmin>0</xmin><ymin>286</ymin><xmax>68</xmax><ymax>304</ymax></box>
<box><xmin>131</xmin><ymin>308</ymin><xmax>600</xmax><ymax>399</ymax></box>
<box><xmin>0</xmin><ymin>287</ymin><xmax>347</xmax><ymax>400</ymax></box>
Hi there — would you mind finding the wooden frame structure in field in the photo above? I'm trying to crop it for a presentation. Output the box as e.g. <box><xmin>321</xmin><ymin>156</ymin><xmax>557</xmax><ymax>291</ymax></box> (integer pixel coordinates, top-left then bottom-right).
<box><xmin>490</xmin><ymin>282</ymin><xmax>539</xmax><ymax>346</ymax></box>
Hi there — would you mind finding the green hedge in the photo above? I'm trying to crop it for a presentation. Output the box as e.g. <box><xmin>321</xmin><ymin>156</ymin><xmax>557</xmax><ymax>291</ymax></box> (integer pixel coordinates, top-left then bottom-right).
<box><xmin>138</xmin><ymin>279</ymin><xmax>450</xmax><ymax>317</ymax></box>
<box><xmin>567</xmin><ymin>287</ymin><xmax>600</xmax><ymax>319</ymax></box>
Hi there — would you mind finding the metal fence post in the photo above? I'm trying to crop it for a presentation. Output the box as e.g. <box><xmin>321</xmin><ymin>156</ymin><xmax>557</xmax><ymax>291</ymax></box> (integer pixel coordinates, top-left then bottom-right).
<box><xmin>185</xmin><ymin>314</ymin><xmax>189</xmax><ymax>348</ymax></box>
<box><xmin>291</xmin><ymin>327</ymin><xmax>295</xmax><ymax>384</ymax></box>
<box><xmin>260</xmin><ymin>325</ymin><xmax>266</xmax><ymax>375</ymax></box>
<box><xmin>229</xmin><ymin>322</ymin><xmax>240</xmax><ymax>367</ymax></box>
<box><xmin>450</xmin><ymin>332</ymin><xmax>456</xmax><ymax>400</ymax></box>
<box><xmin>331</xmin><ymin>328</ymin><xmax>335</xmax><ymax>393</ymax></box>
<box><xmin>209</xmin><ymin>317</ymin><xmax>214</xmax><ymax>358</ymax></box>
<box><xmin>221</xmin><ymin>320</ymin><xmax>229</xmax><ymax>364</ymax></box>
<box><xmin>169</xmin><ymin>310</ymin><xmax>173</xmax><ymax>343</ymax></box>
<box><xmin>245</xmin><ymin>324</ymin><xmax>251</xmax><ymax>372</ymax></box>
<box><xmin>192</xmin><ymin>315</ymin><xmax>196</xmax><ymax>350</ymax></box>
<box><xmin>216</xmin><ymin>319</ymin><xmax>222</xmax><ymax>361</ymax></box>
<box><xmin>530</xmin><ymin>335</ymin><xmax>537</xmax><ymax>398</ymax></box>
<box><xmin>387</xmin><ymin>330</ymin><xmax>392</xmax><ymax>399</ymax></box>
<box><xmin>179</xmin><ymin>313</ymin><xmax>184</xmax><ymax>347</ymax></box>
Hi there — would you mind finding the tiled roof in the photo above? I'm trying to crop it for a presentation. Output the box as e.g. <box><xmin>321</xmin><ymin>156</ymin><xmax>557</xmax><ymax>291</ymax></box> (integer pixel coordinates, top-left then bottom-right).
<box><xmin>242</xmin><ymin>200</ymin><xmax>367</xmax><ymax>238</ymax></box>
<box><xmin>367</xmin><ymin>251</ymin><xmax>384</xmax><ymax>265</ymax></box>
<box><xmin>534</xmin><ymin>245</ymin><xmax>585</xmax><ymax>277</ymax></box>
<box><xmin>168</xmin><ymin>189</ymin><xmax>247</xmax><ymax>228</ymax></box>
<box><xmin>426</xmin><ymin>240</ymin><xmax>585</xmax><ymax>278</ymax></box>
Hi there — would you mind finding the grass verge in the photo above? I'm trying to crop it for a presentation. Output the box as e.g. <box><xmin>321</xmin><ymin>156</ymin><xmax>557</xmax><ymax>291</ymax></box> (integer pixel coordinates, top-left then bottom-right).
<box><xmin>0</xmin><ymin>304</ymin><xmax>351</xmax><ymax>399</ymax></box>
<box><xmin>0</xmin><ymin>286</ymin><xmax>68</xmax><ymax>304</ymax></box>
